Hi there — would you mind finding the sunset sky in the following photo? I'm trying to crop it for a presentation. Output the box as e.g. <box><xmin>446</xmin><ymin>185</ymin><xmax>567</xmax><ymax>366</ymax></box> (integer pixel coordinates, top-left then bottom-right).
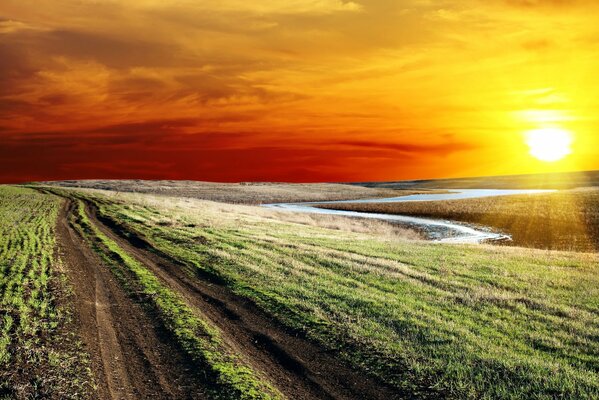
<box><xmin>1</xmin><ymin>0</ymin><xmax>598</xmax><ymax>183</ymax></box>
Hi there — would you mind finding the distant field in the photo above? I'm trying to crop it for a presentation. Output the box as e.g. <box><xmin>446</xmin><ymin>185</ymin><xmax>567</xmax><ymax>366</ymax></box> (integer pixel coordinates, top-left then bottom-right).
<box><xmin>44</xmin><ymin>180</ymin><xmax>414</xmax><ymax>204</ymax></box>
<box><xmin>316</xmin><ymin>189</ymin><xmax>599</xmax><ymax>252</ymax></box>
<box><xmin>353</xmin><ymin>170</ymin><xmax>599</xmax><ymax>190</ymax></box>
<box><xmin>49</xmin><ymin>187</ymin><xmax>599</xmax><ymax>399</ymax></box>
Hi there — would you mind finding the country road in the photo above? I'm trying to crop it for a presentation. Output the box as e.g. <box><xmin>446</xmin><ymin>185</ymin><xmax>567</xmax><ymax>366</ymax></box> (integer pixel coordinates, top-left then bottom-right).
<box><xmin>53</xmin><ymin>194</ymin><xmax>400</xmax><ymax>400</ymax></box>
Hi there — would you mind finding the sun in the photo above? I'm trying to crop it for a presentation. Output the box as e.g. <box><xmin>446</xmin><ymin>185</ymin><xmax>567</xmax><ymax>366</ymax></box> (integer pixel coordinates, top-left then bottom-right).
<box><xmin>525</xmin><ymin>128</ymin><xmax>573</xmax><ymax>162</ymax></box>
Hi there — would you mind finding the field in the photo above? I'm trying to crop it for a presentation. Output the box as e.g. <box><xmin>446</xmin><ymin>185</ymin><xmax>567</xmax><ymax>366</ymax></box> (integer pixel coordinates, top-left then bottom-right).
<box><xmin>0</xmin><ymin>187</ymin><xmax>91</xmax><ymax>399</ymax></box>
<box><xmin>1</xmin><ymin>182</ymin><xmax>598</xmax><ymax>399</ymax></box>
<box><xmin>316</xmin><ymin>189</ymin><xmax>599</xmax><ymax>252</ymax></box>
<box><xmin>44</xmin><ymin>180</ymin><xmax>411</xmax><ymax>204</ymax></box>
<box><xmin>352</xmin><ymin>170</ymin><xmax>599</xmax><ymax>190</ymax></box>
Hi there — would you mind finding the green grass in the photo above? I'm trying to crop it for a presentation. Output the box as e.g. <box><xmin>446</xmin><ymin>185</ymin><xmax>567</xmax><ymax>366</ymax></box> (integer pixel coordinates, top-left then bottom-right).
<box><xmin>0</xmin><ymin>186</ymin><xmax>92</xmax><ymax>399</ymax></box>
<box><xmin>79</xmin><ymin>189</ymin><xmax>599</xmax><ymax>400</ymax></box>
<box><xmin>68</xmin><ymin>198</ymin><xmax>282</xmax><ymax>400</ymax></box>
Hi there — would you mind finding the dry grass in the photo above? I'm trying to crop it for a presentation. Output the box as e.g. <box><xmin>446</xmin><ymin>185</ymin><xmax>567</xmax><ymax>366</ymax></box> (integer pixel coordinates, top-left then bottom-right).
<box><xmin>353</xmin><ymin>169</ymin><xmax>599</xmax><ymax>190</ymax></box>
<box><xmin>261</xmin><ymin>211</ymin><xmax>422</xmax><ymax>240</ymax></box>
<box><xmin>48</xmin><ymin>187</ymin><xmax>422</xmax><ymax>241</ymax></box>
<box><xmin>43</xmin><ymin>180</ymin><xmax>419</xmax><ymax>204</ymax></box>
<box><xmin>316</xmin><ymin>188</ymin><xmax>599</xmax><ymax>251</ymax></box>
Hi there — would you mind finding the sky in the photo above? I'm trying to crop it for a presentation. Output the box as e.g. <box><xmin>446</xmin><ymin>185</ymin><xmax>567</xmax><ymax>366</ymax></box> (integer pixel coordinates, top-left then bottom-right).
<box><xmin>1</xmin><ymin>0</ymin><xmax>599</xmax><ymax>183</ymax></box>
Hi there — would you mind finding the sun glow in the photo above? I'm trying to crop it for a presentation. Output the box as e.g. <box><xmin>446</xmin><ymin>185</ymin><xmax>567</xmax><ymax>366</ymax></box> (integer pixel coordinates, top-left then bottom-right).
<box><xmin>525</xmin><ymin>128</ymin><xmax>573</xmax><ymax>162</ymax></box>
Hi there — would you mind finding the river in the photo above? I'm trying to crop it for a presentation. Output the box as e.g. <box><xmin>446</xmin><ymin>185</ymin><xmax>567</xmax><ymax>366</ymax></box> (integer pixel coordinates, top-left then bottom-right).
<box><xmin>263</xmin><ymin>189</ymin><xmax>554</xmax><ymax>244</ymax></box>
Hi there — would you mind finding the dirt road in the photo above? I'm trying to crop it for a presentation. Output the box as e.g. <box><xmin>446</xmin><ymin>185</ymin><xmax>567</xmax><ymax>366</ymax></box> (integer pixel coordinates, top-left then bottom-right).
<box><xmin>57</xmin><ymin>200</ymin><xmax>209</xmax><ymax>399</ymax></box>
<box><xmin>56</xmin><ymin>195</ymin><xmax>402</xmax><ymax>399</ymax></box>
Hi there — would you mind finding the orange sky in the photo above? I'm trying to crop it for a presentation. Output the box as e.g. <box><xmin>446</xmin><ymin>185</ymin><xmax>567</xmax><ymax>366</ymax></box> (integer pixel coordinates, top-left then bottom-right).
<box><xmin>1</xmin><ymin>0</ymin><xmax>598</xmax><ymax>182</ymax></box>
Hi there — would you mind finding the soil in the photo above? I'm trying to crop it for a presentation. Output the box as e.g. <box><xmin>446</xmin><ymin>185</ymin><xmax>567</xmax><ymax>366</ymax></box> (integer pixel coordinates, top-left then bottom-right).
<box><xmin>56</xmin><ymin>200</ymin><xmax>209</xmax><ymax>399</ymax></box>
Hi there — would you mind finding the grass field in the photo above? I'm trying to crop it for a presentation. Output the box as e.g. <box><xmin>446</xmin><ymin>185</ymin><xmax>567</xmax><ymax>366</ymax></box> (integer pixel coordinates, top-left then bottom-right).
<box><xmin>63</xmin><ymin>187</ymin><xmax>599</xmax><ymax>399</ymax></box>
<box><xmin>352</xmin><ymin>170</ymin><xmax>599</xmax><ymax>190</ymax></box>
<box><xmin>2</xmin><ymin>183</ymin><xmax>598</xmax><ymax>399</ymax></box>
<box><xmin>316</xmin><ymin>189</ymin><xmax>599</xmax><ymax>252</ymax></box>
<box><xmin>0</xmin><ymin>187</ymin><xmax>91</xmax><ymax>399</ymax></box>
<box><xmin>44</xmin><ymin>180</ymin><xmax>410</xmax><ymax>204</ymax></box>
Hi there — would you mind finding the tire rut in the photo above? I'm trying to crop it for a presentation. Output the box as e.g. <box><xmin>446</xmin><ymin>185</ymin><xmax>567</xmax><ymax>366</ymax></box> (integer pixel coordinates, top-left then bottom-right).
<box><xmin>56</xmin><ymin>200</ymin><xmax>210</xmax><ymax>399</ymax></box>
<box><xmin>85</xmin><ymin>201</ymin><xmax>404</xmax><ymax>400</ymax></box>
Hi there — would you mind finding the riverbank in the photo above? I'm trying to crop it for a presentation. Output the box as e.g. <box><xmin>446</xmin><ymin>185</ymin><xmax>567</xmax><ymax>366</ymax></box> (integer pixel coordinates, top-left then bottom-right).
<box><xmin>265</xmin><ymin>189</ymin><xmax>552</xmax><ymax>244</ymax></box>
<box><xmin>315</xmin><ymin>188</ymin><xmax>599</xmax><ymax>252</ymax></box>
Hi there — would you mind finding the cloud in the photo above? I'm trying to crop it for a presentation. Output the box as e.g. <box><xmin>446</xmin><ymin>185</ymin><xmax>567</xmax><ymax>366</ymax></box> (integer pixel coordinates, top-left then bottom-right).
<box><xmin>0</xmin><ymin>18</ymin><xmax>38</xmax><ymax>33</ymax></box>
<box><xmin>1</xmin><ymin>0</ymin><xmax>599</xmax><ymax>182</ymax></box>
<box><xmin>0</xmin><ymin>21</ymin><xmax>304</xmax><ymax>134</ymax></box>
<box><xmin>499</xmin><ymin>0</ymin><xmax>597</xmax><ymax>9</ymax></box>
<box><xmin>0</xmin><ymin>36</ymin><xmax>42</xmax><ymax>95</ymax></box>
<box><xmin>0</xmin><ymin>135</ymin><xmax>459</xmax><ymax>183</ymax></box>
<box><xmin>6</xmin><ymin>28</ymin><xmax>182</xmax><ymax>69</ymax></box>
<box><xmin>0</xmin><ymin>115</ymin><xmax>481</xmax><ymax>183</ymax></box>
<box><xmin>333</xmin><ymin>140</ymin><xmax>477</xmax><ymax>157</ymax></box>
<box><xmin>133</xmin><ymin>0</ymin><xmax>363</xmax><ymax>15</ymax></box>
<box><xmin>0</xmin><ymin>118</ymin><xmax>253</xmax><ymax>147</ymax></box>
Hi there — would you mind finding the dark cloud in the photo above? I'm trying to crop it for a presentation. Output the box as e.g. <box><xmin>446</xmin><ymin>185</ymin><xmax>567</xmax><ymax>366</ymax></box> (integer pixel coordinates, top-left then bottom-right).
<box><xmin>45</xmin><ymin>29</ymin><xmax>183</xmax><ymax>68</ymax></box>
<box><xmin>0</xmin><ymin>28</ymin><xmax>182</xmax><ymax>69</ymax></box>
<box><xmin>333</xmin><ymin>140</ymin><xmax>477</xmax><ymax>156</ymax></box>
<box><xmin>0</xmin><ymin>40</ymin><xmax>40</xmax><ymax>95</ymax></box>
<box><xmin>0</xmin><ymin>98</ymin><xmax>35</xmax><ymax>114</ymax></box>
<box><xmin>0</xmin><ymin>134</ymin><xmax>379</xmax><ymax>183</ymax></box>
<box><xmin>0</xmin><ymin>24</ymin><xmax>300</xmax><ymax>132</ymax></box>
<box><xmin>0</xmin><ymin>118</ymin><xmax>259</xmax><ymax>151</ymax></box>
<box><xmin>521</xmin><ymin>38</ymin><xmax>554</xmax><ymax>52</ymax></box>
<box><xmin>501</xmin><ymin>0</ymin><xmax>595</xmax><ymax>8</ymax></box>
<box><xmin>108</xmin><ymin>76</ymin><xmax>168</xmax><ymax>92</ymax></box>
<box><xmin>0</xmin><ymin>118</ymin><xmax>479</xmax><ymax>183</ymax></box>
<box><xmin>38</xmin><ymin>93</ymin><xmax>71</xmax><ymax>105</ymax></box>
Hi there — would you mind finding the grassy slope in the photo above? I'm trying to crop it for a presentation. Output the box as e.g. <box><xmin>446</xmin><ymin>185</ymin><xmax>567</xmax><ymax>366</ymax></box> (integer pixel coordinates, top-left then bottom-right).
<box><xmin>316</xmin><ymin>189</ymin><xmax>599</xmax><ymax>252</ymax></box>
<box><xmin>0</xmin><ymin>186</ymin><xmax>91</xmax><ymax>399</ymax></box>
<box><xmin>81</xmin><ymin>190</ymin><xmax>598</xmax><ymax>399</ymax></box>
<box><xmin>67</xmin><ymin>198</ymin><xmax>282</xmax><ymax>400</ymax></box>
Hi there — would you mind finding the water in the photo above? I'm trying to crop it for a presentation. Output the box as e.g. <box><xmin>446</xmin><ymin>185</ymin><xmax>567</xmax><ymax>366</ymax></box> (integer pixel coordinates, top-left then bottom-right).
<box><xmin>290</xmin><ymin>189</ymin><xmax>556</xmax><ymax>205</ymax></box>
<box><xmin>263</xmin><ymin>189</ymin><xmax>555</xmax><ymax>244</ymax></box>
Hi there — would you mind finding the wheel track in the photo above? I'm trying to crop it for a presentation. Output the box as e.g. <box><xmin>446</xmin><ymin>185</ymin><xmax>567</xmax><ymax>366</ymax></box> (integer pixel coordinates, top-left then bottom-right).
<box><xmin>84</xmin><ymin>200</ymin><xmax>404</xmax><ymax>400</ymax></box>
<box><xmin>56</xmin><ymin>199</ymin><xmax>210</xmax><ymax>399</ymax></box>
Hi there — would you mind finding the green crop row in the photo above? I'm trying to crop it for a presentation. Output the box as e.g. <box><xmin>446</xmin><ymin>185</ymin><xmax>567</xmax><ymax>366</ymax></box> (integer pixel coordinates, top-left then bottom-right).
<box><xmin>0</xmin><ymin>186</ymin><xmax>91</xmax><ymax>399</ymax></box>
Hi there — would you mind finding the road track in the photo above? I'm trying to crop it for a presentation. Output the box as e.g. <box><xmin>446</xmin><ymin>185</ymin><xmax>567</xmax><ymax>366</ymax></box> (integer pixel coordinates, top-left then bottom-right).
<box><xmin>57</xmin><ymin>200</ymin><xmax>209</xmax><ymax>399</ymax></box>
<box><xmin>55</xmin><ymin>196</ymin><xmax>401</xmax><ymax>399</ymax></box>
